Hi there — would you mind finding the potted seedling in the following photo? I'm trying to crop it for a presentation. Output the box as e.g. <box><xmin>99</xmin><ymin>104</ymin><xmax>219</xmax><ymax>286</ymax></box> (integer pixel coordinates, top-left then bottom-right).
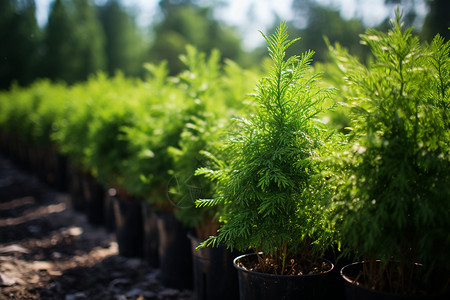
<box><xmin>82</xmin><ymin>75</ymin><xmax>145</xmax><ymax>257</ymax></box>
<box><xmin>120</xmin><ymin>59</ymin><xmax>198</xmax><ymax>289</ymax></box>
<box><xmin>167</xmin><ymin>46</ymin><xmax>259</xmax><ymax>300</ymax></box>
<box><xmin>170</xmin><ymin>113</ymin><xmax>244</xmax><ymax>300</ymax></box>
<box><xmin>148</xmin><ymin>48</ymin><xmax>227</xmax><ymax>290</ymax></box>
<box><xmin>328</xmin><ymin>10</ymin><xmax>450</xmax><ymax>299</ymax></box>
<box><xmin>168</xmin><ymin>45</ymin><xmax>252</xmax><ymax>239</ymax></box>
<box><xmin>52</xmin><ymin>81</ymin><xmax>98</xmax><ymax>213</ymax></box>
<box><xmin>31</xmin><ymin>81</ymin><xmax>68</xmax><ymax>191</ymax></box>
<box><xmin>196</xmin><ymin>22</ymin><xmax>339</xmax><ymax>299</ymax></box>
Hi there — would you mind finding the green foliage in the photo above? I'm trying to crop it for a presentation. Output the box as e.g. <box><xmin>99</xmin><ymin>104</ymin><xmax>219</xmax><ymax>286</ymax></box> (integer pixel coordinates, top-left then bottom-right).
<box><xmin>83</xmin><ymin>76</ymin><xmax>138</xmax><ymax>188</ymax></box>
<box><xmin>196</xmin><ymin>22</ymin><xmax>337</xmax><ymax>273</ymax></box>
<box><xmin>0</xmin><ymin>80</ymin><xmax>63</xmax><ymax>147</ymax></box>
<box><xmin>166</xmin><ymin>46</ymin><xmax>224</xmax><ymax>221</ymax></box>
<box><xmin>52</xmin><ymin>74</ymin><xmax>105</xmax><ymax>167</ymax></box>
<box><xmin>0</xmin><ymin>83</ymin><xmax>40</xmax><ymax>143</ymax></box>
<box><xmin>328</xmin><ymin>10</ymin><xmax>450</xmax><ymax>294</ymax></box>
<box><xmin>165</xmin><ymin>46</ymin><xmax>257</xmax><ymax>235</ymax></box>
<box><xmin>168</xmin><ymin>115</ymin><xmax>224</xmax><ymax>233</ymax></box>
<box><xmin>27</xmin><ymin>80</ymin><xmax>67</xmax><ymax>147</ymax></box>
<box><xmin>121</xmin><ymin>72</ymin><xmax>188</xmax><ymax>203</ymax></box>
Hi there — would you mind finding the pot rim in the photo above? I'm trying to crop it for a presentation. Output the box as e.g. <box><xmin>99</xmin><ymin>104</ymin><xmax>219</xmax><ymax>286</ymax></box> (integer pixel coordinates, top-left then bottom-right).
<box><xmin>233</xmin><ymin>252</ymin><xmax>334</xmax><ymax>278</ymax></box>
<box><xmin>340</xmin><ymin>261</ymin><xmax>442</xmax><ymax>299</ymax></box>
<box><xmin>340</xmin><ymin>260</ymin><xmax>425</xmax><ymax>284</ymax></box>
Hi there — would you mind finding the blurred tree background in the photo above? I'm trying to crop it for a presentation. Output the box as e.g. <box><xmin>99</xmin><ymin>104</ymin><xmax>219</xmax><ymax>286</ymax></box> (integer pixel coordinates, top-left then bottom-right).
<box><xmin>0</xmin><ymin>0</ymin><xmax>447</xmax><ymax>90</ymax></box>
<box><xmin>1</xmin><ymin>0</ymin><xmax>41</xmax><ymax>89</ymax></box>
<box><xmin>41</xmin><ymin>0</ymin><xmax>106</xmax><ymax>84</ymax></box>
<box><xmin>421</xmin><ymin>0</ymin><xmax>450</xmax><ymax>41</ymax></box>
<box><xmin>148</xmin><ymin>0</ymin><xmax>244</xmax><ymax>74</ymax></box>
<box><xmin>285</xmin><ymin>1</ymin><xmax>368</xmax><ymax>62</ymax></box>
<box><xmin>97</xmin><ymin>0</ymin><xmax>147</xmax><ymax>77</ymax></box>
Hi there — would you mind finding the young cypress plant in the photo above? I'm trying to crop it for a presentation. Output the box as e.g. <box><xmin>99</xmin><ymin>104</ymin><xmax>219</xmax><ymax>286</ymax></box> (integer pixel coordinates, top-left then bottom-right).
<box><xmin>196</xmin><ymin>22</ymin><xmax>337</xmax><ymax>275</ymax></box>
<box><xmin>328</xmin><ymin>10</ymin><xmax>450</xmax><ymax>296</ymax></box>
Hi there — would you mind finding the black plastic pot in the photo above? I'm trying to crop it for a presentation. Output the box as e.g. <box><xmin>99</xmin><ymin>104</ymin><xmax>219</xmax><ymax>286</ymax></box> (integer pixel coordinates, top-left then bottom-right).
<box><xmin>81</xmin><ymin>174</ymin><xmax>105</xmax><ymax>226</ymax></box>
<box><xmin>112</xmin><ymin>195</ymin><xmax>143</xmax><ymax>258</ymax></box>
<box><xmin>188</xmin><ymin>233</ymin><xmax>240</xmax><ymax>300</ymax></box>
<box><xmin>141</xmin><ymin>202</ymin><xmax>159</xmax><ymax>268</ymax></box>
<box><xmin>103</xmin><ymin>188</ymin><xmax>117</xmax><ymax>232</ymax></box>
<box><xmin>341</xmin><ymin>262</ymin><xmax>450</xmax><ymax>300</ymax></box>
<box><xmin>67</xmin><ymin>163</ymin><xmax>86</xmax><ymax>213</ymax></box>
<box><xmin>52</xmin><ymin>153</ymin><xmax>68</xmax><ymax>191</ymax></box>
<box><xmin>156</xmin><ymin>214</ymin><xmax>192</xmax><ymax>289</ymax></box>
<box><xmin>323</xmin><ymin>247</ymin><xmax>352</xmax><ymax>300</ymax></box>
<box><xmin>38</xmin><ymin>145</ymin><xmax>67</xmax><ymax>191</ymax></box>
<box><xmin>234</xmin><ymin>253</ymin><xmax>335</xmax><ymax>300</ymax></box>
<box><xmin>28</xmin><ymin>144</ymin><xmax>43</xmax><ymax>176</ymax></box>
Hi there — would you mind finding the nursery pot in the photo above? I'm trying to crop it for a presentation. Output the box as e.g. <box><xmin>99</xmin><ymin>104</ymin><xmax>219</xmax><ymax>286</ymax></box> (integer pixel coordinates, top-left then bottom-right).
<box><xmin>103</xmin><ymin>188</ymin><xmax>117</xmax><ymax>232</ymax></box>
<box><xmin>40</xmin><ymin>145</ymin><xmax>67</xmax><ymax>191</ymax></box>
<box><xmin>28</xmin><ymin>144</ymin><xmax>43</xmax><ymax>176</ymax></box>
<box><xmin>67</xmin><ymin>164</ymin><xmax>86</xmax><ymax>213</ymax></box>
<box><xmin>112</xmin><ymin>195</ymin><xmax>144</xmax><ymax>258</ymax></box>
<box><xmin>341</xmin><ymin>261</ymin><xmax>450</xmax><ymax>300</ymax></box>
<box><xmin>156</xmin><ymin>213</ymin><xmax>192</xmax><ymax>289</ymax></box>
<box><xmin>188</xmin><ymin>233</ymin><xmax>240</xmax><ymax>300</ymax></box>
<box><xmin>234</xmin><ymin>253</ymin><xmax>335</xmax><ymax>300</ymax></box>
<box><xmin>141</xmin><ymin>201</ymin><xmax>159</xmax><ymax>268</ymax></box>
<box><xmin>81</xmin><ymin>174</ymin><xmax>105</xmax><ymax>226</ymax></box>
<box><xmin>323</xmin><ymin>247</ymin><xmax>352</xmax><ymax>300</ymax></box>
<box><xmin>53</xmin><ymin>153</ymin><xmax>68</xmax><ymax>191</ymax></box>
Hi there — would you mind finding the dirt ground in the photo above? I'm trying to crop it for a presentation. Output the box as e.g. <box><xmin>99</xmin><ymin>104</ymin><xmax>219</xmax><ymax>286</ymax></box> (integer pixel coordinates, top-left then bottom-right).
<box><xmin>0</xmin><ymin>155</ymin><xmax>193</xmax><ymax>300</ymax></box>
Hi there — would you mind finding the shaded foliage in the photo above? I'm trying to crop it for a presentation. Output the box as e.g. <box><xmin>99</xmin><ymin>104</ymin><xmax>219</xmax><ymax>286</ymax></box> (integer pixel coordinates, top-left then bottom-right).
<box><xmin>97</xmin><ymin>0</ymin><xmax>147</xmax><ymax>77</ymax></box>
<box><xmin>148</xmin><ymin>0</ymin><xmax>244</xmax><ymax>74</ymax></box>
<box><xmin>0</xmin><ymin>0</ymin><xmax>41</xmax><ymax>89</ymax></box>
<box><xmin>41</xmin><ymin>0</ymin><xmax>106</xmax><ymax>84</ymax></box>
<box><xmin>287</xmin><ymin>3</ymin><xmax>369</xmax><ymax>62</ymax></box>
<box><xmin>421</xmin><ymin>0</ymin><xmax>450</xmax><ymax>42</ymax></box>
<box><xmin>1</xmin><ymin>0</ymin><xmax>449</xmax><ymax>89</ymax></box>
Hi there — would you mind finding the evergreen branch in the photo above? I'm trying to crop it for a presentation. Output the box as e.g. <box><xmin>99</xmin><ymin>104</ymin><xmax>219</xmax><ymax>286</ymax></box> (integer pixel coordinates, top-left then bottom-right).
<box><xmin>195</xmin><ymin>197</ymin><xmax>223</xmax><ymax>208</ymax></box>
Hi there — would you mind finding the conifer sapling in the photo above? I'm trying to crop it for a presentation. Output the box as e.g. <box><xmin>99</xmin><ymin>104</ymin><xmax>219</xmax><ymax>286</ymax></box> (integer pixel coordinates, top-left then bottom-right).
<box><xmin>196</xmin><ymin>22</ymin><xmax>337</xmax><ymax>275</ymax></box>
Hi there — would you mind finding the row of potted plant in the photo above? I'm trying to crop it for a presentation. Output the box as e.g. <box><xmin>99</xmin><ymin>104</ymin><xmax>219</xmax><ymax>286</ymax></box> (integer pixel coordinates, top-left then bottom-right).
<box><xmin>0</xmin><ymin>11</ymin><xmax>448</xmax><ymax>300</ymax></box>
<box><xmin>325</xmin><ymin>11</ymin><xmax>450</xmax><ymax>299</ymax></box>
<box><xmin>0</xmin><ymin>44</ymin><xmax>259</xmax><ymax>297</ymax></box>
<box><xmin>194</xmin><ymin>13</ymin><xmax>449</xmax><ymax>300</ymax></box>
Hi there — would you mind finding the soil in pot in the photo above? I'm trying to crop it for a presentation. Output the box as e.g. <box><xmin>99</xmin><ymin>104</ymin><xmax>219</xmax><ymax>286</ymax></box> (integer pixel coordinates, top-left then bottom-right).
<box><xmin>188</xmin><ymin>233</ymin><xmax>240</xmax><ymax>300</ymax></box>
<box><xmin>234</xmin><ymin>253</ymin><xmax>335</xmax><ymax>300</ymax></box>
<box><xmin>341</xmin><ymin>261</ymin><xmax>450</xmax><ymax>300</ymax></box>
